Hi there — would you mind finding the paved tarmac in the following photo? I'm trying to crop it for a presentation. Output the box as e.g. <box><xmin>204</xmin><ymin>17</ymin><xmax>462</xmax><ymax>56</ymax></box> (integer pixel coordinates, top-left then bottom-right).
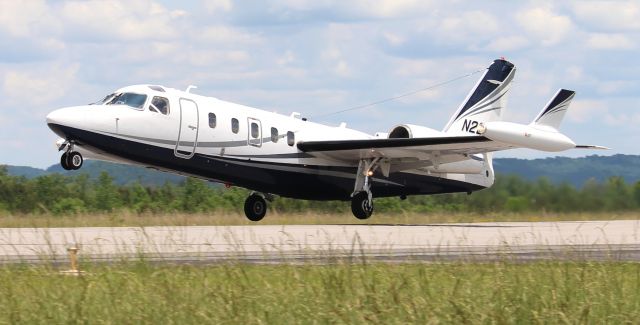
<box><xmin>1</xmin><ymin>220</ymin><xmax>639</xmax><ymax>265</ymax></box>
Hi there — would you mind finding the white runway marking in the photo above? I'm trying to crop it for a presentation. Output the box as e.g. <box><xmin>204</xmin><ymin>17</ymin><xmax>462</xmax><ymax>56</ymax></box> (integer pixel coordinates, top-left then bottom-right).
<box><xmin>0</xmin><ymin>220</ymin><xmax>639</xmax><ymax>264</ymax></box>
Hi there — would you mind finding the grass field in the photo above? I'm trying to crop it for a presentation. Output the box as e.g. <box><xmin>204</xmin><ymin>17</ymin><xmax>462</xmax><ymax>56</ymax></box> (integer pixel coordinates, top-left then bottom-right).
<box><xmin>1</xmin><ymin>261</ymin><xmax>639</xmax><ymax>323</ymax></box>
<box><xmin>0</xmin><ymin>211</ymin><xmax>638</xmax><ymax>228</ymax></box>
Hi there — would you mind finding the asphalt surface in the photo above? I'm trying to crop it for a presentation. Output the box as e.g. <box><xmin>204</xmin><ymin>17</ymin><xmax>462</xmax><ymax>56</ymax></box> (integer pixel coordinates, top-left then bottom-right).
<box><xmin>1</xmin><ymin>220</ymin><xmax>640</xmax><ymax>265</ymax></box>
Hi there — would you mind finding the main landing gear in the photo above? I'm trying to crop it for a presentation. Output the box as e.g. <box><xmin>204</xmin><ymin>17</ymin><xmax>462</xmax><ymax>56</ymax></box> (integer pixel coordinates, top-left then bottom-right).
<box><xmin>58</xmin><ymin>141</ymin><xmax>83</xmax><ymax>171</ymax></box>
<box><xmin>350</xmin><ymin>158</ymin><xmax>381</xmax><ymax>220</ymax></box>
<box><xmin>244</xmin><ymin>193</ymin><xmax>272</xmax><ymax>222</ymax></box>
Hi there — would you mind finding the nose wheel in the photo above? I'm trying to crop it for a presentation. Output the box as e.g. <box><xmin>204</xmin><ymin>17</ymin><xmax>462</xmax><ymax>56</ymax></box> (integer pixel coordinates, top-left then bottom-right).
<box><xmin>60</xmin><ymin>151</ymin><xmax>83</xmax><ymax>171</ymax></box>
<box><xmin>244</xmin><ymin>194</ymin><xmax>267</xmax><ymax>222</ymax></box>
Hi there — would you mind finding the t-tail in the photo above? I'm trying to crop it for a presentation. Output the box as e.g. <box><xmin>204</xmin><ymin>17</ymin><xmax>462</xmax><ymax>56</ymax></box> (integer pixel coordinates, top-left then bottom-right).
<box><xmin>443</xmin><ymin>58</ymin><xmax>516</xmax><ymax>135</ymax></box>
<box><xmin>529</xmin><ymin>89</ymin><xmax>609</xmax><ymax>150</ymax></box>
<box><xmin>531</xmin><ymin>89</ymin><xmax>574</xmax><ymax>130</ymax></box>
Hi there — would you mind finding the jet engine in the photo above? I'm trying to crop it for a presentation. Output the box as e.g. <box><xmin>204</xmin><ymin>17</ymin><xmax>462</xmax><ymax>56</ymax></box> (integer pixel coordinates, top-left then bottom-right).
<box><xmin>388</xmin><ymin>124</ymin><xmax>444</xmax><ymax>138</ymax></box>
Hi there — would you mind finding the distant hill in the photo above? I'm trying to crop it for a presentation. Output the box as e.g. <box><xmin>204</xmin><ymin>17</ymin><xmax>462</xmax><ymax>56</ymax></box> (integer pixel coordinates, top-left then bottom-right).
<box><xmin>493</xmin><ymin>154</ymin><xmax>640</xmax><ymax>186</ymax></box>
<box><xmin>5</xmin><ymin>160</ymin><xmax>185</xmax><ymax>186</ymax></box>
<box><xmin>4</xmin><ymin>154</ymin><xmax>639</xmax><ymax>187</ymax></box>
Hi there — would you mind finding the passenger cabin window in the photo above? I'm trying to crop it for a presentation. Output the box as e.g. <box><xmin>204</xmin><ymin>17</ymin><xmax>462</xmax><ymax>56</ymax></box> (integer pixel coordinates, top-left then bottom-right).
<box><xmin>250</xmin><ymin>122</ymin><xmax>259</xmax><ymax>139</ymax></box>
<box><xmin>208</xmin><ymin>113</ymin><xmax>216</xmax><ymax>128</ymax></box>
<box><xmin>149</xmin><ymin>96</ymin><xmax>169</xmax><ymax>115</ymax></box>
<box><xmin>106</xmin><ymin>93</ymin><xmax>147</xmax><ymax>109</ymax></box>
<box><xmin>231</xmin><ymin>118</ymin><xmax>239</xmax><ymax>134</ymax></box>
<box><xmin>271</xmin><ymin>127</ymin><xmax>278</xmax><ymax>143</ymax></box>
<box><xmin>287</xmin><ymin>131</ymin><xmax>295</xmax><ymax>146</ymax></box>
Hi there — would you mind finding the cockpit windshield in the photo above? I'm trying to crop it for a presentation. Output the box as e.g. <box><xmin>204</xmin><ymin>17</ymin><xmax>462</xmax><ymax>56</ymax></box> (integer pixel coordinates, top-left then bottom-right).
<box><xmin>100</xmin><ymin>93</ymin><xmax>147</xmax><ymax>109</ymax></box>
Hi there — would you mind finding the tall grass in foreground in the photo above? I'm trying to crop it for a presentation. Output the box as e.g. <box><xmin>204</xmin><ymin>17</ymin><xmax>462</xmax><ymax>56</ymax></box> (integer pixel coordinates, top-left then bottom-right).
<box><xmin>0</xmin><ymin>211</ymin><xmax>638</xmax><ymax>228</ymax></box>
<box><xmin>0</xmin><ymin>262</ymin><xmax>638</xmax><ymax>323</ymax></box>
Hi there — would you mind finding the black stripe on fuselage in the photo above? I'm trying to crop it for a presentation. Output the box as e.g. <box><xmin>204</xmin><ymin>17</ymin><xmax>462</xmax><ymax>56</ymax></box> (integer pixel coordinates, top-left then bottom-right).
<box><xmin>48</xmin><ymin>123</ymin><xmax>485</xmax><ymax>200</ymax></box>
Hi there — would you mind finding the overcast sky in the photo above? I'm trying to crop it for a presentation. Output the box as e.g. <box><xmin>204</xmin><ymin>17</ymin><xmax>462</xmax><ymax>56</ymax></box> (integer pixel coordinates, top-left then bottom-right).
<box><xmin>0</xmin><ymin>0</ymin><xmax>638</xmax><ymax>168</ymax></box>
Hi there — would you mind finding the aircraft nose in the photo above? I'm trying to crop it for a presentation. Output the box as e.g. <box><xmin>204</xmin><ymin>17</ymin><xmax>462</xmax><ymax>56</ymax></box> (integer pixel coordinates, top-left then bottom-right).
<box><xmin>46</xmin><ymin>106</ymin><xmax>86</xmax><ymax>138</ymax></box>
<box><xmin>46</xmin><ymin>109</ymin><xmax>65</xmax><ymax>125</ymax></box>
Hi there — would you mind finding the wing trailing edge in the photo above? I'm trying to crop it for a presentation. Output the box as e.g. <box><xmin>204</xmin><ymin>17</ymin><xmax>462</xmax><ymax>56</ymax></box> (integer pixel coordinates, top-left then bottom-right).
<box><xmin>297</xmin><ymin>136</ymin><xmax>491</xmax><ymax>152</ymax></box>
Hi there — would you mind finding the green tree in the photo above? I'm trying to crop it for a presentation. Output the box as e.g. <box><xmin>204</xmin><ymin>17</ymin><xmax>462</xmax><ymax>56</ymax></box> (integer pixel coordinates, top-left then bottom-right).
<box><xmin>52</xmin><ymin>198</ymin><xmax>86</xmax><ymax>215</ymax></box>
<box><xmin>180</xmin><ymin>178</ymin><xmax>214</xmax><ymax>212</ymax></box>
<box><xmin>94</xmin><ymin>172</ymin><xmax>121</xmax><ymax>211</ymax></box>
<box><xmin>128</xmin><ymin>182</ymin><xmax>152</xmax><ymax>213</ymax></box>
<box><xmin>604</xmin><ymin>176</ymin><xmax>633</xmax><ymax>210</ymax></box>
<box><xmin>634</xmin><ymin>181</ymin><xmax>640</xmax><ymax>208</ymax></box>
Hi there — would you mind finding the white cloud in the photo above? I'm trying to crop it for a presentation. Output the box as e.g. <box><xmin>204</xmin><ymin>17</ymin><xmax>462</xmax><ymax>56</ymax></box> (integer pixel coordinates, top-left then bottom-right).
<box><xmin>568</xmin><ymin>99</ymin><xmax>608</xmax><ymax>123</ymax></box>
<box><xmin>202</xmin><ymin>0</ymin><xmax>233</xmax><ymax>13</ymax></box>
<box><xmin>485</xmin><ymin>35</ymin><xmax>530</xmax><ymax>52</ymax></box>
<box><xmin>2</xmin><ymin>64</ymin><xmax>79</xmax><ymax>107</ymax></box>
<box><xmin>382</xmin><ymin>32</ymin><xmax>406</xmax><ymax>46</ymax></box>
<box><xmin>573</xmin><ymin>1</ymin><xmax>640</xmax><ymax>32</ymax></box>
<box><xmin>0</xmin><ymin>0</ymin><xmax>59</xmax><ymax>37</ymax></box>
<box><xmin>0</xmin><ymin>1</ymin><xmax>638</xmax><ymax>167</ymax></box>
<box><xmin>277</xmin><ymin>51</ymin><xmax>296</xmax><ymax>66</ymax></box>
<box><xmin>586</xmin><ymin>33</ymin><xmax>635</xmax><ymax>50</ymax></box>
<box><xmin>604</xmin><ymin>112</ymin><xmax>640</xmax><ymax>126</ymax></box>
<box><xmin>334</xmin><ymin>60</ymin><xmax>352</xmax><ymax>77</ymax></box>
<box><xmin>356</xmin><ymin>0</ymin><xmax>434</xmax><ymax>19</ymax></box>
<box><xmin>196</xmin><ymin>26</ymin><xmax>261</xmax><ymax>44</ymax></box>
<box><xmin>516</xmin><ymin>7</ymin><xmax>574</xmax><ymax>46</ymax></box>
<box><xmin>597</xmin><ymin>80</ymin><xmax>637</xmax><ymax>95</ymax></box>
<box><xmin>59</xmin><ymin>0</ymin><xmax>181</xmax><ymax>41</ymax></box>
<box><xmin>439</xmin><ymin>11</ymin><xmax>499</xmax><ymax>41</ymax></box>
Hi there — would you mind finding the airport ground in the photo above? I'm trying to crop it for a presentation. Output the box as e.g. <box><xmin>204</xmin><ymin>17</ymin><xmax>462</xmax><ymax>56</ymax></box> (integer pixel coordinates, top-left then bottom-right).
<box><xmin>1</xmin><ymin>212</ymin><xmax>639</xmax><ymax>323</ymax></box>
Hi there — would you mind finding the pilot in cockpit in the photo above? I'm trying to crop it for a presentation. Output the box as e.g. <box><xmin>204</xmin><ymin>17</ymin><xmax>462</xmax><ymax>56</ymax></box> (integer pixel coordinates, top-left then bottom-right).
<box><xmin>150</xmin><ymin>96</ymin><xmax>169</xmax><ymax>115</ymax></box>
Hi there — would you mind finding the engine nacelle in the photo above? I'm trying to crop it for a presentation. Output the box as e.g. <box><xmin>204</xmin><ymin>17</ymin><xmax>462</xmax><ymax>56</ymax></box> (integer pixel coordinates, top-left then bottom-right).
<box><xmin>478</xmin><ymin>121</ymin><xmax>576</xmax><ymax>152</ymax></box>
<box><xmin>388</xmin><ymin>124</ymin><xmax>445</xmax><ymax>138</ymax></box>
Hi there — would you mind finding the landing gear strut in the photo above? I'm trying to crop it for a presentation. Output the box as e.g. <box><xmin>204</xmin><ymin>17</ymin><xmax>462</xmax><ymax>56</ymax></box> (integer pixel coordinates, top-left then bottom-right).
<box><xmin>244</xmin><ymin>193</ymin><xmax>268</xmax><ymax>222</ymax></box>
<box><xmin>59</xmin><ymin>141</ymin><xmax>83</xmax><ymax>171</ymax></box>
<box><xmin>350</xmin><ymin>158</ymin><xmax>380</xmax><ymax>220</ymax></box>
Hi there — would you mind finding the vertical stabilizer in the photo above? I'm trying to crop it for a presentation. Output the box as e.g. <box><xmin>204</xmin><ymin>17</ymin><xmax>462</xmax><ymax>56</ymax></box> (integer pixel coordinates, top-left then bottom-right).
<box><xmin>531</xmin><ymin>89</ymin><xmax>575</xmax><ymax>130</ymax></box>
<box><xmin>443</xmin><ymin>59</ymin><xmax>516</xmax><ymax>135</ymax></box>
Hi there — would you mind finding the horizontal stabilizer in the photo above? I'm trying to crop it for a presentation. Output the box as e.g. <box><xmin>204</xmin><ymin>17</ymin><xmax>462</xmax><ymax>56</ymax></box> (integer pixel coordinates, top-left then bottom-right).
<box><xmin>575</xmin><ymin>145</ymin><xmax>610</xmax><ymax>150</ymax></box>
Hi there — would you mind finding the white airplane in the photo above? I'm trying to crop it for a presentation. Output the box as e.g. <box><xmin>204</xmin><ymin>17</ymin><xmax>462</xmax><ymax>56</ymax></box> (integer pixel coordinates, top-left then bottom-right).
<box><xmin>46</xmin><ymin>59</ymin><xmax>605</xmax><ymax>221</ymax></box>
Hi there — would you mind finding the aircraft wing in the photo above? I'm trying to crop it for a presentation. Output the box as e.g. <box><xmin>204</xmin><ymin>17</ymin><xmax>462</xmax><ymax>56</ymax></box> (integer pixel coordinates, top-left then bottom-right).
<box><xmin>296</xmin><ymin>136</ymin><xmax>513</xmax><ymax>161</ymax></box>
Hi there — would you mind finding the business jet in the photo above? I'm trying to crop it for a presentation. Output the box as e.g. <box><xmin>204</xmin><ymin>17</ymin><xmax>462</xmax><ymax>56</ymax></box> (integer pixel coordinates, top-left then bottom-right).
<box><xmin>46</xmin><ymin>59</ymin><xmax>604</xmax><ymax>221</ymax></box>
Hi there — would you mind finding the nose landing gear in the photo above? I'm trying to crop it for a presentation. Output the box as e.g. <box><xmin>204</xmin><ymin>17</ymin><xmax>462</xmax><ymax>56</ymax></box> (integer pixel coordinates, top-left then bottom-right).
<box><xmin>58</xmin><ymin>141</ymin><xmax>83</xmax><ymax>171</ymax></box>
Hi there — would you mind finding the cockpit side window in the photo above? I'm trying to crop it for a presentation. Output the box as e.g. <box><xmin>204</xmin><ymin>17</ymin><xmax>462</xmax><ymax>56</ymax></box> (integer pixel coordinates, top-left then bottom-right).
<box><xmin>149</xmin><ymin>96</ymin><xmax>170</xmax><ymax>115</ymax></box>
<box><xmin>106</xmin><ymin>93</ymin><xmax>147</xmax><ymax>109</ymax></box>
<box><xmin>95</xmin><ymin>93</ymin><xmax>116</xmax><ymax>105</ymax></box>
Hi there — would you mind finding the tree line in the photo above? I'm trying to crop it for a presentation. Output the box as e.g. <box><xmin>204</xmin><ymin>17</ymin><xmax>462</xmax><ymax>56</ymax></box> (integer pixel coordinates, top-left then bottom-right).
<box><xmin>1</xmin><ymin>166</ymin><xmax>639</xmax><ymax>215</ymax></box>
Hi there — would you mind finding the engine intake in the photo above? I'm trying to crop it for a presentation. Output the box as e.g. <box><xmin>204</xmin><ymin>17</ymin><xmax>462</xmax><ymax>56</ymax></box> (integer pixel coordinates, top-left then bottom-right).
<box><xmin>388</xmin><ymin>124</ymin><xmax>444</xmax><ymax>139</ymax></box>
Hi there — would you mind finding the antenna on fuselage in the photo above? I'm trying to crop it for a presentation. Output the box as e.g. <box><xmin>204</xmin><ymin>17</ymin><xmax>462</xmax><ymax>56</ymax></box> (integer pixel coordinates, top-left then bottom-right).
<box><xmin>186</xmin><ymin>85</ymin><xmax>198</xmax><ymax>93</ymax></box>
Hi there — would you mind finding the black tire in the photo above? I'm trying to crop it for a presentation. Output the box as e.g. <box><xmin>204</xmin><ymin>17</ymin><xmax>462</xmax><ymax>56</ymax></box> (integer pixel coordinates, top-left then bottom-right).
<box><xmin>351</xmin><ymin>192</ymin><xmax>373</xmax><ymax>220</ymax></box>
<box><xmin>60</xmin><ymin>153</ymin><xmax>72</xmax><ymax>170</ymax></box>
<box><xmin>68</xmin><ymin>152</ymin><xmax>83</xmax><ymax>170</ymax></box>
<box><xmin>244</xmin><ymin>194</ymin><xmax>267</xmax><ymax>222</ymax></box>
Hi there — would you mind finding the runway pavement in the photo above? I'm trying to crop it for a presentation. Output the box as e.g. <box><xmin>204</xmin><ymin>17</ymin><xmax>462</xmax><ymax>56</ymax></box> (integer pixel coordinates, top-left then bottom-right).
<box><xmin>1</xmin><ymin>220</ymin><xmax>640</xmax><ymax>265</ymax></box>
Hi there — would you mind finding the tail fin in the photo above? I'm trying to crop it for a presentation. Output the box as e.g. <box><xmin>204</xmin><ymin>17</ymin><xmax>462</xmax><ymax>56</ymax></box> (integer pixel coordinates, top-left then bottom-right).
<box><xmin>443</xmin><ymin>59</ymin><xmax>516</xmax><ymax>135</ymax></box>
<box><xmin>531</xmin><ymin>89</ymin><xmax>575</xmax><ymax>130</ymax></box>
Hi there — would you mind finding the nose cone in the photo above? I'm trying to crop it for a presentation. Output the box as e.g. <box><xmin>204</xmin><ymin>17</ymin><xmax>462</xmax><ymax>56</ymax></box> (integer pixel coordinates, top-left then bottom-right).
<box><xmin>46</xmin><ymin>108</ymin><xmax>66</xmax><ymax>125</ymax></box>
<box><xmin>46</xmin><ymin>106</ymin><xmax>87</xmax><ymax>138</ymax></box>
